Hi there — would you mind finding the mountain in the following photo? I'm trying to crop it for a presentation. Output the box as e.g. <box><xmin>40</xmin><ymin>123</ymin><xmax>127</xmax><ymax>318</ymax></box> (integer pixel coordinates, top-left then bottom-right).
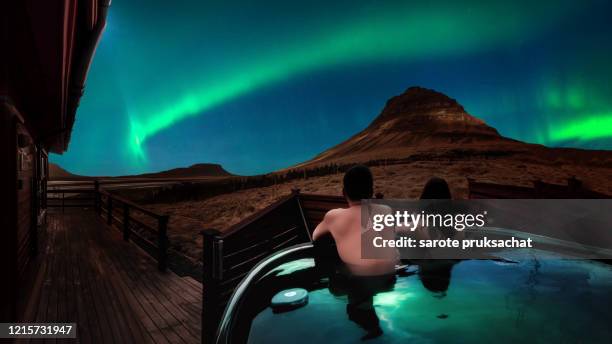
<box><xmin>48</xmin><ymin>163</ymin><xmax>84</xmax><ymax>180</ymax></box>
<box><xmin>368</xmin><ymin>86</ymin><xmax>500</xmax><ymax>141</ymax></box>
<box><xmin>48</xmin><ymin>162</ymin><xmax>233</xmax><ymax>181</ymax></box>
<box><xmin>302</xmin><ymin>86</ymin><xmax>612</xmax><ymax>167</ymax></box>
<box><xmin>136</xmin><ymin>163</ymin><xmax>232</xmax><ymax>179</ymax></box>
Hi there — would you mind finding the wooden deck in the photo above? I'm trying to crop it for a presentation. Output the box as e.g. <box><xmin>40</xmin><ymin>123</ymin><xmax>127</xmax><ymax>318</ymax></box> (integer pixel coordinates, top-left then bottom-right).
<box><xmin>23</xmin><ymin>209</ymin><xmax>201</xmax><ymax>343</ymax></box>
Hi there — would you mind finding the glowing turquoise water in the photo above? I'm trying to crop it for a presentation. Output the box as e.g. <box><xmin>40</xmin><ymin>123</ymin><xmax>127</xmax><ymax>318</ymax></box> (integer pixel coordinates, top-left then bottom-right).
<box><xmin>248</xmin><ymin>258</ymin><xmax>612</xmax><ymax>343</ymax></box>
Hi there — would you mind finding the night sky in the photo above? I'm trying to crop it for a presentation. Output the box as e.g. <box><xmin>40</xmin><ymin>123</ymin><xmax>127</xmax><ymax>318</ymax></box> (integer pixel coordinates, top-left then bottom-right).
<box><xmin>51</xmin><ymin>0</ymin><xmax>612</xmax><ymax>176</ymax></box>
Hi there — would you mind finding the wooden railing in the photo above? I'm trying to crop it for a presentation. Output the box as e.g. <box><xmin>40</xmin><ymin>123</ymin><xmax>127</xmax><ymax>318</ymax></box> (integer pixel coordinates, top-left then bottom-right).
<box><xmin>97</xmin><ymin>188</ymin><xmax>169</xmax><ymax>271</ymax></box>
<box><xmin>47</xmin><ymin>187</ymin><xmax>97</xmax><ymax>208</ymax></box>
<box><xmin>47</xmin><ymin>180</ymin><xmax>170</xmax><ymax>271</ymax></box>
<box><xmin>200</xmin><ymin>189</ymin><xmax>309</xmax><ymax>341</ymax></box>
<box><xmin>200</xmin><ymin>190</ymin><xmax>349</xmax><ymax>342</ymax></box>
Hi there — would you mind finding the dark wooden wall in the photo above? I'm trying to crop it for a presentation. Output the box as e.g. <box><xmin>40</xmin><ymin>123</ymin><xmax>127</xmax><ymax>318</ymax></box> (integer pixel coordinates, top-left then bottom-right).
<box><xmin>0</xmin><ymin>100</ymin><xmax>47</xmax><ymax>322</ymax></box>
<box><xmin>1</xmin><ymin>0</ymin><xmax>103</xmax><ymax>324</ymax></box>
<box><xmin>16</xmin><ymin>123</ymin><xmax>35</xmax><ymax>284</ymax></box>
<box><xmin>0</xmin><ymin>100</ymin><xmax>20</xmax><ymax>322</ymax></box>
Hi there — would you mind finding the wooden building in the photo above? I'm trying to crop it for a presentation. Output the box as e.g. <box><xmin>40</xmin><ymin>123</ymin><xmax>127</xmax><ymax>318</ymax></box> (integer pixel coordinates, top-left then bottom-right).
<box><xmin>0</xmin><ymin>0</ymin><xmax>110</xmax><ymax>322</ymax></box>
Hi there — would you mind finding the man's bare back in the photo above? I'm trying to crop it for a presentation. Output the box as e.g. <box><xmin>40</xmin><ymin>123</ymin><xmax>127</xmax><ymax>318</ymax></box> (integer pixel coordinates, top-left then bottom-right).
<box><xmin>313</xmin><ymin>205</ymin><xmax>396</xmax><ymax>276</ymax></box>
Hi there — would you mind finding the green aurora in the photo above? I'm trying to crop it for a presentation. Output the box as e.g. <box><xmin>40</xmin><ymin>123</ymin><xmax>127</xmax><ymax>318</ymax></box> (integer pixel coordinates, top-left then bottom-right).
<box><xmin>127</xmin><ymin>1</ymin><xmax>586</xmax><ymax>161</ymax></box>
<box><xmin>51</xmin><ymin>0</ymin><xmax>612</xmax><ymax>175</ymax></box>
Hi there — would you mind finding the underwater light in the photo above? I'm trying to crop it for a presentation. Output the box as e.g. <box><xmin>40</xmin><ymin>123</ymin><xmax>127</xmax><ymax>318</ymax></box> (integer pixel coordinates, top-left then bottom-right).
<box><xmin>271</xmin><ymin>288</ymin><xmax>309</xmax><ymax>313</ymax></box>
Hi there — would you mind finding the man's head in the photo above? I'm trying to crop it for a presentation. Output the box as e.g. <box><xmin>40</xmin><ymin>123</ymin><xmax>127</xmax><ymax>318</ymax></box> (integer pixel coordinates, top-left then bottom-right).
<box><xmin>343</xmin><ymin>165</ymin><xmax>373</xmax><ymax>203</ymax></box>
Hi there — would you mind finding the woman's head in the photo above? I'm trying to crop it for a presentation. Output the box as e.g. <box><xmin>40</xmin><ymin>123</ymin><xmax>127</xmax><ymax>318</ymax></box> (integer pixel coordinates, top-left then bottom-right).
<box><xmin>420</xmin><ymin>177</ymin><xmax>452</xmax><ymax>199</ymax></box>
<box><xmin>418</xmin><ymin>260</ymin><xmax>457</xmax><ymax>296</ymax></box>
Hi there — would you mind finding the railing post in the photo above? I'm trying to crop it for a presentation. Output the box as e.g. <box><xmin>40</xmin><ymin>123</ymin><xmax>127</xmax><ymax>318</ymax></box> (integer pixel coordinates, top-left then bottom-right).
<box><xmin>123</xmin><ymin>202</ymin><xmax>130</xmax><ymax>241</ymax></box>
<box><xmin>107</xmin><ymin>196</ymin><xmax>113</xmax><ymax>225</ymax></box>
<box><xmin>157</xmin><ymin>215</ymin><xmax>169</xmax><ymax>271</ymax></box>
<box><xmin>201</xmin><ymin>229</ymin><xmax>223</xmax><ymax>344</ymax></box>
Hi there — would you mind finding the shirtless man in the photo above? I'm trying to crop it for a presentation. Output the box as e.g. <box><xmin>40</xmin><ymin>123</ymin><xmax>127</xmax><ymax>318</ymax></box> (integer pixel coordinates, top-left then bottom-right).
<box><xmin>312</xmin><ymin>165</ymin><xmax>397</xmax><ymax>276</ymax></box>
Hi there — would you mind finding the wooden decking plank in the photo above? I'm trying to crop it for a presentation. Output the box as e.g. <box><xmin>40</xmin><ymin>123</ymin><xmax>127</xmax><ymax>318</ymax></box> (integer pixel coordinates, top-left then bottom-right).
<box><xmin>71</xmin><ymin>214</ymin><xmax>106</xmax><ymax>344</ymax></box>
<box><xmin>34</xmin><ymin>217</ymin><xmax>55</xmax><ymax>325</ymax></box>
<box><xmin>99</xmin><ymin>227</ymin><xmax>193</xmax><ymax>344</ymax></box>
<box><xmin>86</xmin><ymin>227</ymin><xmax>140</xmax><ymax>344</ymax></box>
<box><xmin>32</xmin><ymin>209</ymin><xmax>202</xmax><ymax>344</ymax></box>
<box><xmin>103</xmin><ymin>225</ymin><xmax>200</xmax><ymax>342</ymax></box>
<box><xmin>167</xmin><ymin>274</ymin><xmax>201</xmax><ymax>299</ymax></box>
<box><xmin>98</xmin><ymin>259</ymin><xmax>154</xmax><ymax>344</ymax></box>
<box><xmin>155</xmin><ymin>273</ymin><xmax>201</xmax><ymax>317</ymax></box>
<box><xmin>85</xmin><ymin>213</ymin><xmax>141</xmax><ymax>344</ymax></box>
<box><xmin>166</xmin><ymin>274</ymin><xmax>201</xmax><ymax>304</ymax></box>
<box><xmin>136</xmin><ymin>256</ymin><xmax>201</xmax><ymax>311</ymax></box>
<box><xmin>45</xmin><ymin>216</ymin><xmax>61</xmax><ymax>344</ymax></box>
<box><xmin>85</xmin><ymin>212</ymin><xmax>159</xmax><ymax>344</ymax></box>
<box><xmin>139</xmin><ymin>272</ymin><xmax>202</xmax><ymax>325</ymax></box>
<box><xmin>90</xmin><ymin>217</ymin><xmax>187</xmax><ymax>344</ymax></box>
<box><xmin>73</xmin><ymin>214</ymin><xmax>118</xmax><ymax>344</ymax></box>
<box><xmin>95</xmin><ymin>239</ymin><xmax>165</xmax><ymax>343</ymax></box>
<box><xmin>83</xmin><ymin>216</ymin><xmax>156</xmax><ymax>344</ymax></box>
<box><xmin>65</xmin><ymin>214</ymin><xmax>93</xmax><ymax>344</ymax></box>
<box><xmin>91</xmin><ymin>224</ymin><xmax>177</xmax><ymax>343</ymax></box>
<box><xmin>182</xmin><ymin>276</ymin><xmax>202</xmax><ymax>291</ymax></box>
<box><xmin>59</xmin><ymin>218</ymin><xmax>81</xmax><ymax>344</ymax></box>
<box><xmin>100</xmin><ymin>253</ymin><xmax>160</xmax><ymax>344</ymax></box>
<box><xmin>116</xmin><ymin>259</ymin><xmax>200</xmax><ymax>341</ymax></box>
<box><xmin>58</xmin><ymin>219</ymin><xmax>73</xmax><ymax>344</ymax></box>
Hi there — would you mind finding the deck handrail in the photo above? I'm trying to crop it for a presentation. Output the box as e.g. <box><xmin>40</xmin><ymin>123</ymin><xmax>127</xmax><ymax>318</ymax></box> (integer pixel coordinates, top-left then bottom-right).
<box><xmin>47</xmin><ymin>180</ymin><xmax>170</xmax><ymax>271</ymax></box>
<box><xmin>47</xmin><ymin>188</ymin><xmax>97</xmax><ymax>208</ymax></box>
<box><xmin>98</xmin><ymin>188</ymin><xmax>166</xmax><ymax>219</ymax></box>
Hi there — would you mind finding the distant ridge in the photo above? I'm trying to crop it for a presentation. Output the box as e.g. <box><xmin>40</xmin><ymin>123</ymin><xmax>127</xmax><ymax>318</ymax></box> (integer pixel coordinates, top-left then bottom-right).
<box><xmin>49</xmin><ymin>163</ymin><xmax>85</xmax><ymax>180</ymax></box>
<box><xmin>48</xmin><ymin>162</ymin><xmax>233</xmax><ymax>180</ymax></box>
<box><xmin>136</xmin><ymin>163</ymin><xmax>232</xmax><ymax>178</ymax></box>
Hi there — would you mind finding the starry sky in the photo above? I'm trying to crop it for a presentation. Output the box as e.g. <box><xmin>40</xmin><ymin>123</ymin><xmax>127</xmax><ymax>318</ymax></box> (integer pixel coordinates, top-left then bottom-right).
<box><xmin>51</xmin><ymin>0</ymin><xmax>612</xmax><ymax>176</ymax></box>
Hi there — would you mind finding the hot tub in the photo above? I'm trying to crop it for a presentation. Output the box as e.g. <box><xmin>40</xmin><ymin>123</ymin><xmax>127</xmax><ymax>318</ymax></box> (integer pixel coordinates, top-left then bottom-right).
<box><xmin>216</xmin><ymin>241</ymin><xmax>612</xmax><ymax>343</ymax></box>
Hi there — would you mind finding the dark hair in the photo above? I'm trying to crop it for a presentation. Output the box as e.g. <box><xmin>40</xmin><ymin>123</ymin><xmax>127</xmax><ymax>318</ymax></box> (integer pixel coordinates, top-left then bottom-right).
<box><xmin>343</xmin><ymin>165</ymin><xmax>373</xmax><ymax>201</ymax></box>
<box><xmin>418</xmin><ymin>260</ymin><xmax>456</xmax><ymax>295</ymax></box>
<box><xmin>420</xmin><ymin>177</ymin><xmax>452</xmax><ymax>199</ymax></box>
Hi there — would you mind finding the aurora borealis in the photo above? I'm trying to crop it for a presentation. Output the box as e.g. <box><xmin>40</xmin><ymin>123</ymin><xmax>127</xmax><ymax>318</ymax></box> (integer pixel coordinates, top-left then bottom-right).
<box><xmin>51</xmin><ymin>0</ymin><xmax>612</xmax><ymax>176</ymax></box>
